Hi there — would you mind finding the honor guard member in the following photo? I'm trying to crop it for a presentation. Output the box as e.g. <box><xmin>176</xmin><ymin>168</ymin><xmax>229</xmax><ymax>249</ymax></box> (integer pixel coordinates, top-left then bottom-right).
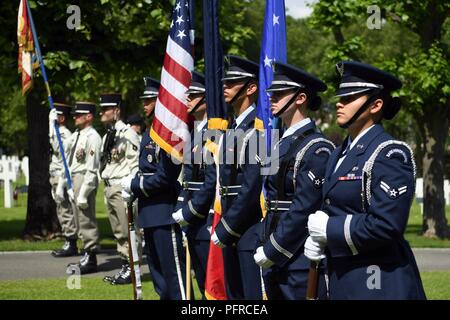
<box><xmin>211</xmin><ymin>55</ymin><xmax>264</xmax><ymax>299</ymax></box>
<box><xmin>65</xmin><ymin>102</ymin><xmax>102</xmax><ymax>274</ymax></box>
<box><xmin>99</xmin><ymin>93</ymin><xmax>141</xmax><ymax>285</ymax></box>
<box><xmin>253</xmin><ymin>62</ymin><xmax>334</xmax><ymax>299</ymax></box>
<box><xmin>49</xmin><ymin>102</ymin><xmax>78</xmax><ymax>257</ymax></box>
<box><xmin>172</xmin><ymin>72</ymin><xmax>216</xmax><ymax>298</ymax></box>
<box><xmin>121</xmin><ymin>77</ymin><xmax>189</xmax><ymax>300</ymax></box>
<box><xmin>305</xmin><ymin>61</ymin><xmax>426</xmax><ymax>299</ymax></box>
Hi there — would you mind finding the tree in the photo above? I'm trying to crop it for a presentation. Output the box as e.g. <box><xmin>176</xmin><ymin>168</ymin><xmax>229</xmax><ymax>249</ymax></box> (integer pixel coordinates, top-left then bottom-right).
<box><xmin>308</xmin><ymin>0</ymin><xmax>450</xmax><ymax>238</ymax></box>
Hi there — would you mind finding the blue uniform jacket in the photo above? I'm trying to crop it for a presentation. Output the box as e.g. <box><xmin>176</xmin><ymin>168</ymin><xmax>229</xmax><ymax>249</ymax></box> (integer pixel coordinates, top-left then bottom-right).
<box><xmin>215</xmin><ymin>108</ymin><xmax>263</xmax><ymax>250</ymax></box>
<box><xmin>322</xmin><ymin>124</ymin><xmax>426</xmax><ymax>299</ymax></box>
<box><xmin>175</xmin><ymin>124</ymin><xmax>216</xmax><ymax>241</ymax></box>
<box><xmin>261</xmin><ymin>121</ymin><xmax>335</xmax><ymax>270</ymax></box>
<box><xmin>131</xmin><ymin>129</ymin><xmax>181</xmax><ymax>228</ymax></box>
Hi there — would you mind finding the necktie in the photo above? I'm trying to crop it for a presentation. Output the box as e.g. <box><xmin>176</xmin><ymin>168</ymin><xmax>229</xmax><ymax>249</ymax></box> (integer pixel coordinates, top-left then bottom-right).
<box><xmin>68</xmin><ymin>130</ymin><xmax>80</xmax><ymax>166</ymax></box>
<box><xmin>333</xmin><ymin>142</ymin><xmax>351</xmax><ymax>174</ymax></box>
<box><xmin>230</xmin><ymin>119</ymin><xmax>237</xmax><ymax>130</ymax></box>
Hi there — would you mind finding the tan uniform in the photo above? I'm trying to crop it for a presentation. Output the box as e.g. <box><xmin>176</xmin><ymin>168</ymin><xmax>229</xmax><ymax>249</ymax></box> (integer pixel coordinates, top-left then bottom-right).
<box><xmin>100</xmin><ymin>120</ymin><xmax>140</xmax><ymax>259</ymax></box>
<box><xmin>65</xmin><ymin>125</ymin><xmax>102</xmax><ymax>252</ymax></box>
<box><xmin>49</xmin><ymin>125</ymin><xmax>77</xmax><ymax>239</ymax></box>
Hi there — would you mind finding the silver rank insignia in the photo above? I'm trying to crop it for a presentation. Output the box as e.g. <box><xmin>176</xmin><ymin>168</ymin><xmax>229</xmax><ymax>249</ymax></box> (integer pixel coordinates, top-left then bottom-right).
<box><xmin>380</xmin><ymin>180</ymin><xmax>407</xmax><ymax>199</ymax></box>
<box><xmin>336</xmin><ymin>62</ymin><xmax>345</xmax><ymax>76</ymax></box>
<box><xmin>147</xmin><ymin>154</ymin><xmax>153</xmax><ymax>163</ymax></box>
<box><xmin>308</xmin><ymin>170</ymin><xmax>324</xmax><ymax>188</ymax></box>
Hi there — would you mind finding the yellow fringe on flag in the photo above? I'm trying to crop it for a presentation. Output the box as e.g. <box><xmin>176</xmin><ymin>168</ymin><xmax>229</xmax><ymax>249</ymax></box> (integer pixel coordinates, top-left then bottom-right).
<box><xmin>208</xmin><ymin>118</ymin><xmax>229</xmax><ymax>130</ymax></box>
<box><xmin>150</xmin><ymin>128</ymin><xmax>183</xmax><ymax>162</ymax></box>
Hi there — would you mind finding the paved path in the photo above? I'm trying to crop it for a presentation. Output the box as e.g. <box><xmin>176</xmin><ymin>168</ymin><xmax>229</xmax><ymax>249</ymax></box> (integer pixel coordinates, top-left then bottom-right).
<box><xmin>0</xmin><ymin>248</ymin><xmax>449</xmax><ymax>281</ymax></box>
<box><xmin>0</xmin><ymin>250</ymin><xmax>150</xmax><ymax>281</ymax></box>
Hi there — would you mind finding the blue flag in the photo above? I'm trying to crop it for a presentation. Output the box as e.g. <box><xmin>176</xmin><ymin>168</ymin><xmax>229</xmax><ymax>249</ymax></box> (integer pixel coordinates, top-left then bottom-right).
<box><xmin>203</xmin><ymin>0</ymin><xmax>228</xmax><ymax>131</ymax></box>
<box><xmin>255</xmin><ymin>0</ymin><xmax>287</xmax><ymax>140</ymax></box>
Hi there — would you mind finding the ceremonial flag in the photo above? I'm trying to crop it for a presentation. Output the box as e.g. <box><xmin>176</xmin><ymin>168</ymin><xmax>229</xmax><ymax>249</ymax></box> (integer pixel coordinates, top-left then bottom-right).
<box><xmin>19</xmin><ymin>0</ymin><xmax>74</xmax><ymax>192</ymax></box>
<box><xmin>203</xmin><ymin>0</ymin><xmax>228</xmax><ymax>130</ymax></box>
<box><xmin>203</xmin><ymin>0</ymin><xmax>227</xmax><ymax>301</ymax></box>
<box><xmin>255</xmin><ymin>0</ymin><xmax>287</xmax><ymax>135</ymax></box>
<box><xmin>17</xmin><ymin>0</ymin><xmax>35</xmax><ymax>96</ymax></box>
<box><xmin>150</xmin><ymin>0</ymin><xmax>195</xmax><ymax>161</ymax></box>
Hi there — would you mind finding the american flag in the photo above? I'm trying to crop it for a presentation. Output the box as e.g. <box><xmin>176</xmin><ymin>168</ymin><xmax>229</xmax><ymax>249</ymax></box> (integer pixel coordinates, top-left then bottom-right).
<box><xmin>150</xmin><ymin>0</ymin><xmax>194</xmax><ymax>160</ymax></box>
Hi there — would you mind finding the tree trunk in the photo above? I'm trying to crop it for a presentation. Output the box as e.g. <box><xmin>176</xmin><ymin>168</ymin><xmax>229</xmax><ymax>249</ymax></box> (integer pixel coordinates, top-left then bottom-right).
<box><xmin>22</xmin><ymin>87</ymin><xmax>61</xmax><ymax>240</ymax></box>
<box><xmin>421</xmin><ymin>103</ymin><xmax>450</xmax><ymax>238</ymax></box>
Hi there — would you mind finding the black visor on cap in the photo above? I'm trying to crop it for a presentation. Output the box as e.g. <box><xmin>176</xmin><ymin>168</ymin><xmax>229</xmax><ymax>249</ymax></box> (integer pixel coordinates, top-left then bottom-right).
<box><xmin>140</xmin><ymin>76</ymin><xmax>160</xmax><ymax>99</ymax></box>
<box><xmin>335</xmin><ymin>61</ymin><xmax>402</xmax><ymax>97</ymax></box>
<box><xmin>99</xmin><ymin>93</ymin><xmax>122</xmax><ymax>108</ymax></box>
<box><xmin>186</xmin><ymin>71</ymin><xmax>206</xmax><ymax>94</ymax></box>
<box><xmin>266</xmin><ymin>62</ymin><xmax>327</xmax><ymax>93</ymax></box>
<box><xmin>74</xmin><ymin>102</ymin><xmax>96</xmax><ymax>115</ymax></box>
<box><xmin>222</xmin><ymin>55</ymin><xmax>258</xmax><ymax>81</ymax></box>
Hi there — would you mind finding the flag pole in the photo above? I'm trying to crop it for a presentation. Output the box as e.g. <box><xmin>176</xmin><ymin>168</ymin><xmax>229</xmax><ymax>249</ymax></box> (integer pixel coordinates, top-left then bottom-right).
<box><xmin>25</xmin><ymin>0</ymin><xmax>73</xmax><ymax>191</ymax></box>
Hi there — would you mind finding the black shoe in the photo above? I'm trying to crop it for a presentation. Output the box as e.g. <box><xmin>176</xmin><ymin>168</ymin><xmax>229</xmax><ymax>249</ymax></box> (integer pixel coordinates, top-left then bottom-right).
<box><xmin>52</xmin><ymin>239</ymin><xmax>78</xmax><ymax>257</ymax></box>
<box><xmin>103</xmin><ymin>259</ymin><xmax>127</xmax><ymax>283</ymax></box>
<box><xmin>67</xmin><ymin>251</ymin><xmax>97</xmax><ymax>274</ymax></box>
<box><xmin>110</xmin><ymin>263</ymin><xmax>132</xmax><ymax>285</ymax></box>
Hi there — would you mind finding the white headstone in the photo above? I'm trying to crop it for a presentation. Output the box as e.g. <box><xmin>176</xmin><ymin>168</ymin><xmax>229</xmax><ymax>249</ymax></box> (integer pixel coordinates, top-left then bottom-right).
<box><xmin>21</xmin><ymin>156</ymin><xmax>29</xmax><ymax>185</ymax></box>
<box><xmin>415</xmin><ymin>178</ymin><xmax>424</xmax><ymax>215</ymax></box>
<box><xmin>0</xmin><ymin>155</ymin><xmax>20</xmax><ymax>208</ymax></box>
<box><xmin>444</xmin><ymin>179</ymin><xmax>450</xmax><ymax>206</ymax></box>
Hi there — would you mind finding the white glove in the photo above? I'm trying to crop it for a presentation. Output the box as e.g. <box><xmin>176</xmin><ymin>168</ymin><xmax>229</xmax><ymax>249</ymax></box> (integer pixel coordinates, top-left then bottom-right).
<box><xmin>307</xmin><ymin>210</ymin><xmax>329</xmax><ymax>244</ymax></box>
<box><xmin>77</xmin><ymin>194</ymin><xmax>88</xmax><ymax>209</ymax></box>
<box><xmin>253</xmin><ymin>246</ymin><xmax>274</xmax><ymax>269</ymax></box>
<box><xmin>172</xmin><ymin>208</ymin><xmax>188</xmax><ymax>227</ymax></box>
<box><xmin>211</xmin><ymin>232</ymin><xmax>225</xmax><ymax>248</ymax></box>
<box><xmin>122</xmin><ymin>188</ymin><xmax>132</xmax><ymax>203</ymax></box>
<box><xmin>121</xmin><ymin>175</ymin><xmax>134</xmax><ymax>193</ymax></box>
<box><xmin>67</xmin><ymin>188</ymin><xmax>75</xmax><ymax>203</ymax></box>
<box><xmin>304</xmin><ymin>236</ymin><xmax>326</xmax><ymax>262</ymax></box>
<box><xmin>76</xmin><ymin>184</ymin><xmax>90</xmax><ymax>209</ymax></box>
<box><xmin>49</xmin><ymin>108</ymin><xmax>58</xmax><ymax>137</ymax></box>
<box><xmin>55</xmin><ymin>178</ymin><xmax>66</xmax><ymax>203</ymax></box>
<box><xmin>207</xmin><ymin>226</ymin><xmax>212</xmax><ymax>234</ymax></box>
<box><xmin>51</xmin><ymin>188</ymin><xmax>57</xmax><ymax>202</ymax></box>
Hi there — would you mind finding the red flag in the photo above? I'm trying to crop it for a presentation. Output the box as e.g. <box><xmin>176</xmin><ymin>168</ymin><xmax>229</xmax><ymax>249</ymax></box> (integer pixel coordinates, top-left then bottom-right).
<box><xmin>204</xmin><ymin>194</ymin><xmax>227</xmax><ymax>300</ymax></box>
<box><xmin>17</xmin><ymin>0</ymin><xmax>35</xmax><ymax>96</ymax></box>
<box><xmin>150</xmin><ymin>0</ymin><xmax>194</xmax><ymax>160</ymax></box>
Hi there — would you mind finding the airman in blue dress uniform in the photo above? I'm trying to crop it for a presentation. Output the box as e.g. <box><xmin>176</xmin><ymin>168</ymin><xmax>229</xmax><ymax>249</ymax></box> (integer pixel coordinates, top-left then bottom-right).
<box><xmin>172</xmin><ymin>71</ymin><xmax>216</xmax><ymax>298</ymax></box>
<box><xmin>305</xmin><ymin>61</ymin><xmax>426</xmax><ymax>300</ymax></box>
<box><xmin>211</xmin><ymin>55</ymin><xmax>264</xmax><ymax>299</ymax></box>
<box><xmin>121</xmin><ymin>77</ymin><xmax>188</xmax><ymax>300</ymax></box>
<box><xmin>253</xmin><ymin>62</ymin><xmax>334</xmax><ymax>300</ymax></box>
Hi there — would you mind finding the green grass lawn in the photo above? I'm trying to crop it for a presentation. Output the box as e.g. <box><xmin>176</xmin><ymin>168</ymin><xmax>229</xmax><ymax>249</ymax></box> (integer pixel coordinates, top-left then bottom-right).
<box><xmin>0</xmin><ymin>274</ymin><xmax>202</xmax><ymax>300</ymax></box>
<box><xmin>0</xmin><ymin>180</ymin><xmax>116</xmax><ymax>251</ymax></box>
<box><xmin>1</xmin><ymin>177</ymin><xmax>449</xmax><ymax>250</ymax></box>
<box><xmin>0</xmin><ymin>271</ymin><xmax>447</xmax><ymax>300</ymax></box>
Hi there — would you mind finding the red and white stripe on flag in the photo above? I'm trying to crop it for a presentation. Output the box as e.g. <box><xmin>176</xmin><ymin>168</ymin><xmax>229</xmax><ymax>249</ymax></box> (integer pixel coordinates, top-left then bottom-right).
<box><xmin>150</xmin><ymin>0</ymin><xmax>194</xmax><ymax>161</ymax></box>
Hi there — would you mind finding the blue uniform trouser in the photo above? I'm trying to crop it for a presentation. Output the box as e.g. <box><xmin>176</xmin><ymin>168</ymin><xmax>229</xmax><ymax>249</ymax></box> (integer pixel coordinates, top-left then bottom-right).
<box><xmin>187</xmin><ymin>237</ymin><xmax>209</xmax><ymax>299</ymax></box>
<box><xmin>223</xmin><ymin>246</ymin><xmax>262</xmax><ymax>300</ymax></box>
<box><xmin>143</xmin><ymin>224</ymin><xmax>187</xmax><ymax>300</ymax></box>
<box><xmin>263</xmin><ymin>266</ymin><xmax>328</xmax><ymax>300</ymax></box>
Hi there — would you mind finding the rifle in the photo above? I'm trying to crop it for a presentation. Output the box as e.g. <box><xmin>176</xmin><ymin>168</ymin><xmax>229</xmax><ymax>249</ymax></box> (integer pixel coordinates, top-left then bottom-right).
<box><xmin>306</xmin><ymin>261</ymin><xmax>319</xmax><ymax>300</ymax></box>
<box><xmin>100</xmin><ymin>128</ymin><xmax>116</xmax><ymax>175</ymax></box>
<box><xmin>127</xmin><ymin>200</ymin><xmax>143</xmax><ymax>300</ymax></box>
